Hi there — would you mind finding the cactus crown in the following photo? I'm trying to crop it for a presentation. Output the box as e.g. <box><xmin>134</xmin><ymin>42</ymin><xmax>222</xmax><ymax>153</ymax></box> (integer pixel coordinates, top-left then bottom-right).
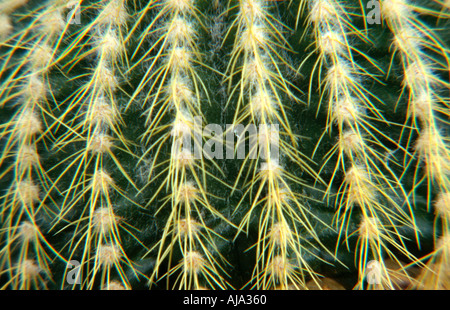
<box><xmin>0</xmin><ymin>0</ymin><xmax>449</xmax><ymax>290</ymax></box>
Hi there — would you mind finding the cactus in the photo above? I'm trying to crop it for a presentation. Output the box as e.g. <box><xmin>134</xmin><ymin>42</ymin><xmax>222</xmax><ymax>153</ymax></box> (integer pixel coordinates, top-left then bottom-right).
<box><xmin>0</xmin><ymin>0</ymin><xmax>449</xmax><ymax>290</ymax></box>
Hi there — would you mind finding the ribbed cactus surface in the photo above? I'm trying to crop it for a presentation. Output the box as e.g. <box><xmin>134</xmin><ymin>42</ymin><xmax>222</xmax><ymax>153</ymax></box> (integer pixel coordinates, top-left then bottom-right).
<box><xmin>0</xmin><ymin>0</ymin><xmax>449</xmax><ymax>290</ymax></box>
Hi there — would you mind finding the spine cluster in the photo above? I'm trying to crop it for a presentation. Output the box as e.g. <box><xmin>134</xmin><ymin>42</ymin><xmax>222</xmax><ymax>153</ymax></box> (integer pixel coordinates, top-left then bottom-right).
<box><xmin>224</xmin><ymin>0</ymin><xmax>329</xmax><ymax>289</ymax></box>
<box><xmin>129</xmin><ymin>0</ymin><xmax>230</xmax><ymax>289</ymax></box>
<box><xmin>304</xmin><ymin>0</ymin><xmax>420</xmax><ymax>289</ymax></box>
<box><xmin>380</xmin><ymin>0</ymin><xmax>450</xmax><ymax>289</ymax></box>
<box><xmin>49</xmin><ymin>0</ymin><xmax>140</xmax><ymax>289</ymax></box>
<box><xmin>0</xmin><ymin>0</ymin><xmax>70</xmax><ymax>289</ymax></box>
